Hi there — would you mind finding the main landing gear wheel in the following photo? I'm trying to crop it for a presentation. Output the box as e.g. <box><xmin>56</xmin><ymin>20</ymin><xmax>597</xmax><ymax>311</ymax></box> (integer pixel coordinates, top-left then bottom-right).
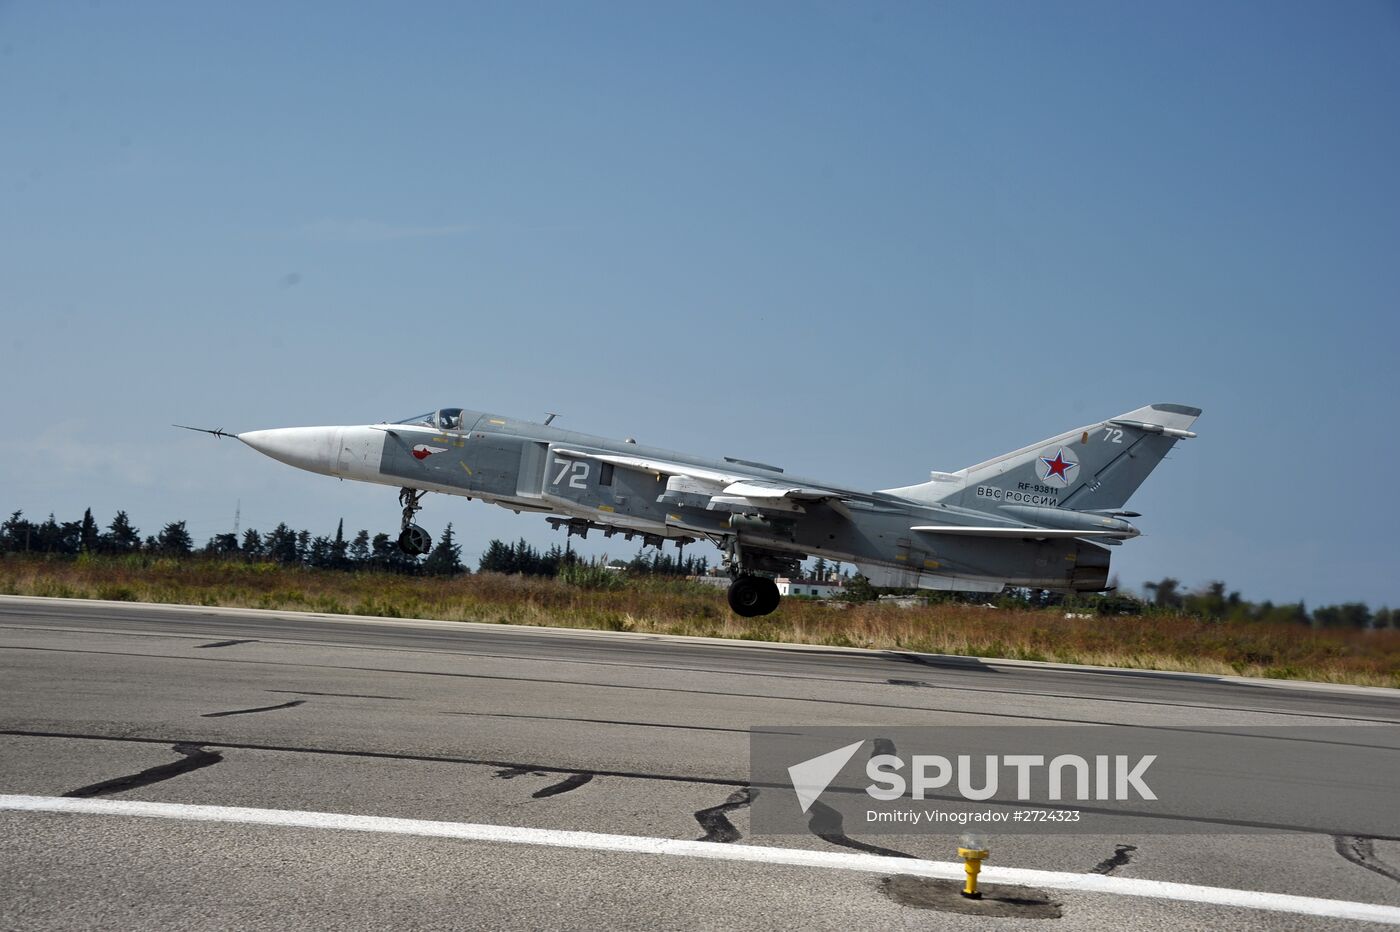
<box><xmin>728</xmin><ymin>575</ymin><xmax>781</xmax><ymax>617</ymax></box>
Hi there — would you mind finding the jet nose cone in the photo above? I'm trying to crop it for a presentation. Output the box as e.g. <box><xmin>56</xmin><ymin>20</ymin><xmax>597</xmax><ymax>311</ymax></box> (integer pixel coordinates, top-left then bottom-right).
<box><xmin>239</xmin><ymin>427</ymin><xmax>341</xmax><ymax>475</ymax></box>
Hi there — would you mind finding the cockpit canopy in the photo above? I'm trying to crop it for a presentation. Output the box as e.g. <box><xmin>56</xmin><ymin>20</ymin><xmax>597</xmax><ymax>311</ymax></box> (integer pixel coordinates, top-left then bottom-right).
<box><xmin>395</xmin><ymin>408</ymin><xmax>465</xmax><ymax>431</ymax></box>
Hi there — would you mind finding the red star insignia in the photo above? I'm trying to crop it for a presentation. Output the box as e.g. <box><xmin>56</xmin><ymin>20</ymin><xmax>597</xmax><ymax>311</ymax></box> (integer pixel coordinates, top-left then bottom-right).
<box><xmin>1040</xmin><ymin>448</ymin><xmax>1076</xmax><ymax>481</ymax></box>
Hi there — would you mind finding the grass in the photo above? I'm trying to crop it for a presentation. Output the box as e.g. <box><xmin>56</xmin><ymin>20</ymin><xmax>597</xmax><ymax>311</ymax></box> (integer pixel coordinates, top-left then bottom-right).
<box><xmin>2</xmin><ymin>553</ymin><xmax>1396</xmax><ymax>688</ymax></box>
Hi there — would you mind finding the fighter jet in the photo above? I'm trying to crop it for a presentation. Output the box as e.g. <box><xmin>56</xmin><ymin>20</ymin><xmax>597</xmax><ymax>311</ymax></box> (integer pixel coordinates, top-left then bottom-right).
<box><xmin>180</xmin><ymin>403</ymin><xmax>1200</xmax><ymax>616</ymax></box>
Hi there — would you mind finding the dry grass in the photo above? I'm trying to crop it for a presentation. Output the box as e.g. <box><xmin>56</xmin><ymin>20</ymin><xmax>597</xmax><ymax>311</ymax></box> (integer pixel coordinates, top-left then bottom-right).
<box><xmin>3</xmin><ymin>554</ymin><xmax>1396</xmax><ymax>688</ymax></box>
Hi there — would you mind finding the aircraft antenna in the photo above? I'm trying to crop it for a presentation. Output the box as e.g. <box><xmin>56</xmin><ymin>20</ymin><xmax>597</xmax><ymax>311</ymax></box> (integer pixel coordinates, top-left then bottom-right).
<box><xmin>544</xmin><ymin>413</ymin><xmax>559</xmax><ymax>426</ymax></box>
<box><xmin>174</xmin><ymin>424</ymin><xmax>234</xmax><ymax>440</ymax></box>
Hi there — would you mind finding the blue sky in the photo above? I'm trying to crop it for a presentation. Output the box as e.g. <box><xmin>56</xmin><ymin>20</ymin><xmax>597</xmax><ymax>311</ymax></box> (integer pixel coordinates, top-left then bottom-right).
<box><xmin>2</xmin><ymin>2</ymin><xmax>1397</xmax><ymax>607</ymax></box>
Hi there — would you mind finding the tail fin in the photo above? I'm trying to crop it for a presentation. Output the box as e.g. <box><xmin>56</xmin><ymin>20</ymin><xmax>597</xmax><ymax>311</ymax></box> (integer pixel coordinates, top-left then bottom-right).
<box><xmin>883</xmin><ymin>403</ymin><xmax>1201</xmax><ymax>511</ymax></box>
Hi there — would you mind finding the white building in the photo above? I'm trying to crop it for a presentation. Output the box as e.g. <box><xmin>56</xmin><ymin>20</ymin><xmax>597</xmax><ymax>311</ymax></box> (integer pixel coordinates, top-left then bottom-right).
<box><xmin>775</xmin><ymin>578</ymin><xmax>844</xmax><ymax>599</ymax></box>
<box><xmin>688</xmin><ymin>575</ymin><xmax>845</xmax><ymax>599</ymax></box>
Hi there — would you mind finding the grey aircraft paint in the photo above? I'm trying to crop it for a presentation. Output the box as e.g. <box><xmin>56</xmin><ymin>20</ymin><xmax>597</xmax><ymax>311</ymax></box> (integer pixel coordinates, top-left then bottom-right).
<box><xmin>219</xmin><ymin>403</ymin><xmax>1200</xmax><ymax>615</ymax></box>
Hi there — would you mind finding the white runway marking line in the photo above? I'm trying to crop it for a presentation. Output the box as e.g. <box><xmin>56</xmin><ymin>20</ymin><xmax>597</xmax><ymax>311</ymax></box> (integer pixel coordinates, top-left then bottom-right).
<box><xmin>3</xmin><ymin>795</ymin><xmax>1398</xmax><ymax>925</ymax></box>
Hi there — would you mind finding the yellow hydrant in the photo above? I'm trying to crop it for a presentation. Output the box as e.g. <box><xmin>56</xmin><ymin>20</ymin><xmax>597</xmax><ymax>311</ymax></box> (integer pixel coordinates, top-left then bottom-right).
<box><xmin>957</xmin><ymin>833</ymin><xmax>990</xmax><ymax>899</ymax></box>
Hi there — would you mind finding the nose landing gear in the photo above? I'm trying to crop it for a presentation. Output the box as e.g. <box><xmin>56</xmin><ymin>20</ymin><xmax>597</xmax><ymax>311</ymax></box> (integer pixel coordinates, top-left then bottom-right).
<box><xmin>397</xmin><ymin>488</ymin><xmax>433</xmax><ymax>556</ymax></box>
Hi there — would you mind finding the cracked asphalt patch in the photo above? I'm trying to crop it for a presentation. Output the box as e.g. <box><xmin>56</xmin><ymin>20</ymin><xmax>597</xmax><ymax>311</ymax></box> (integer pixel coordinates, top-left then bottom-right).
<box><xmin>531</xmin><ymin>772</ymin><xmax>594</xmax><ymax>799</ymax></box>
<box><xmin>202</xmin><ymin>700</ymin><xmax>306</xmax><ymax>718</ymax></box>
<box><xmin>807</xmin><ymin>800</ymin><xmax>916</xmax><ymax>859</ymax></box>
<box><xmin>63</xmin><ymin>743</ymin><xmax>223</xmax><ymax>798</ymax></box>
<box><xmin>694</xmin><ymin>787</ymin><xmax>757</xmax><ymax>843</ymax></box>
<box><xmin>1335</xmin><ymin>836</ymin><xmax>1400</xmax><ymax>884</ymax></box>
<box><xmin>1091</xmin><ymin>843</ymin><xmax>1138</xmax><ymax>875</ymax></box>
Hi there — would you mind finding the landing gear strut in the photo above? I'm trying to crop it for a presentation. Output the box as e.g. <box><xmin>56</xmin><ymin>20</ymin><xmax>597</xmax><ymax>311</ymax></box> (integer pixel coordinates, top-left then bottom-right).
<box><xmin>397</xmin><ymin>488</ymin><xmax>432</xmax><ymax>556</ymax></box>
<box><xmin>727</xmin><ymin>575</ymin><xmax>780</xmax><ymax>618</ymax></box>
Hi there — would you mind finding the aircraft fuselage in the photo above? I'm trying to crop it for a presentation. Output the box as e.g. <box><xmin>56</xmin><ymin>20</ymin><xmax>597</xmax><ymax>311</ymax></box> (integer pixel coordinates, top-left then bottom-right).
<box><xmin>237</xmin><ymin>409</ymin><xmax>1116</xmax><ymax>596</ymax></box>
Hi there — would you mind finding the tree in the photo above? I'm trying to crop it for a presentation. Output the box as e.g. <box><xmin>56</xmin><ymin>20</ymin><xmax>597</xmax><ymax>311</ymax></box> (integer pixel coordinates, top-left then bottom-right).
<box><xmin>1195</xmin><ymin>581</ymin><xmax>1229</xmax><ymax>619</ymax></box>
<box><xmin>1</xmin><ymin>511</ymin><xmax>33</xmax><ymax>553</ymax></box>
<box><xmin>330</xmin><ymin>520</ymin><xmax>350</xmax><ymax>569</ymax></box>
<box><xmin>349</xmin><ymin>529</ymin><xmax>370</xmax><ymax>565</ymax></box>
<box><xmin>514</xmin><ymin>538</ymin><xmax>542</xmax><ymax>574</ymax></box>
<box><xmin>812</xmin><ymin>557</ymin><xmax>827</xmax><ymax>582</ymax></box>
<box><xmin>370</xmin><ymin>533</ymin><xmax>421</xmax><ymax>572</ymax></box>
<box><xmin>843</xmin><ymin>574</ymin><xmax>878</xmax><ymax>602</ymax></box>
<box><xmin>80</xmin><ymin>508</ymin><xmax>99</xmax><ymax>553</ymax></box>
<box><xmin>264</xmin><ymin>523</ymin><xmax>300</xmax><ymax>564</ymax></box>
<box><xmin>477</xmin><ymin>537</ymin><xmax>567</xmax><ymax>575</ymax></box>
<box><xmin>370</xmin><ymin>532</ymin><xmax>396</xmax><ymax>567</ymax></box>
<box><xmin>241</xmin><ymin>528</ymin><xmax>264</xmax><ymax>558</ymax></box>
<box><xmin>307</xmin><ymin>535</ymin><xmax>332</xmax><ymax>568</ymax></box>
<box><xmin>478</xmin><ymin>539</ymin><xmax>509</xmax><ymax>573</ymax></box>
<box><xmin>32</xmin><ymin>514</ymin><xmax>81</xmax><ymax>554</ymax></box>
<box><xmin>205</xmin><ymin>533</ymin><xmax>240</xmax><ymax>556</ymax></box>
<box><xmin>1313</xmin><ymin>603</ymin><xmax>1372</xmax><ymax>629</ymax></box>
<box><xmin>103</xmin><ymin>511</ymin><xmax>141</xmax><ymax>554</ymax></box>
<box><xmin>369</xmin><ymin>528</ymin><xmax>417</xmax><ymax>573</ymax></box>
<box><xmin>424</xmin><ymin>522</ymin><xmax>465</xmax><ymax>576</ymax></box>
<box><xmin>1143</xmin><ymin>577</ymin><xmax>1183</xmax><ymax>609</ymax></box>
<box><xmin>156</xmin><ymin>521</ymin><xmax>193</xmax><ymax>556</ymax></box>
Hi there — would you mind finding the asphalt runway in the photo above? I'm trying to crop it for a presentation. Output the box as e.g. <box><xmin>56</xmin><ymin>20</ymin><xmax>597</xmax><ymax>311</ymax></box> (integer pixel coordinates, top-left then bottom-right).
<box><xmin>2</xmin><ymin>595</ymin><xmax>1399</xmax><ymax>930</ymax></box>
